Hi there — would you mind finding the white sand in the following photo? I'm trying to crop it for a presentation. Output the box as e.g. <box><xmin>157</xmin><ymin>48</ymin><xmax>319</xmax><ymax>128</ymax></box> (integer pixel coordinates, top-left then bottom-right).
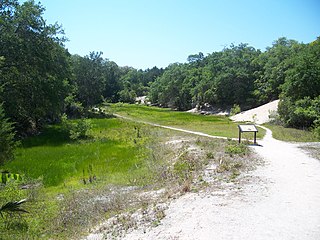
<box><xmin>230</xmin><ymin>100</ymin><xmax>280</xmax><ymax>124</ymax></box>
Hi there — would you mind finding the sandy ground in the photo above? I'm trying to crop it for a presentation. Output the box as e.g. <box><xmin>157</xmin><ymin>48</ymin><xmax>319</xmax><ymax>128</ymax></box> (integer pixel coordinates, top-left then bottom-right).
<box><xmin>230</xmin><ymin>100</ymin><xmax>280</xmax><ymax>124</ymax></box>
<box><xmin>122</xmin><ymin>128</ymin><xmax>320</xmax><ymax>240</ymax></box>
<box><xmin>87</xmin><ymin>102</ymin><xmax>320</xmax><ymax>239</ymax></box>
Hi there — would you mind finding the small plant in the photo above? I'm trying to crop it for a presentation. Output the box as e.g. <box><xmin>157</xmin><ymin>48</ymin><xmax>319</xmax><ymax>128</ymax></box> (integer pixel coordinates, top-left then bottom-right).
<box><xmin>225</xmin><ymin>142</ymin><xmax>248</xmax><ymax>156</ymax></box>
<box><xmin>230</xmin><ymin>104</ymin><xmax>241</xmax><ymax>116</ymax></box>
<box><xmin>0</xmin><ymin>199</ymin><xmax>28</xmax><ymax>219</ymax></box>
<box><xmin>252</xmin><ymin>114</ymin><xmax>258</xmax><ymax>123</ymax></box>
<box><xmin>268</xmin><ymin>110</ymin><xmax>282</xmax><ymax>125</ymax></box>
<box><xmin>206</xmin><ymin>152</ymin><xmax>214</xmax><ymax>159</ymax></box>
<box><xmin>312</xmin><ymin>119</ymin><xmax>320</xmax><ymax>140</ymax></box>
<box><xmin>82</xmin><ymin>164</ymin><xmax>96</xmax><ymax>184</ymax></box>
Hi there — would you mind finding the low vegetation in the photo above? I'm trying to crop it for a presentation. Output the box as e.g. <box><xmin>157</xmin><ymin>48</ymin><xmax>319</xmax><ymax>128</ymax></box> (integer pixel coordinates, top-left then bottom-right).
<box><xmin>108</xmin><ymin>103</ymin><xmax>266</xmax><ymax>140</ymax></box>
<box><xmin>264</xmin><ymin>124</ymin><xmax>318</xmax><ymax>142</ymax></box>
<box><xmin>0</xmin><ymin>113</ymin><xmax>258</xmax><ymax>239</ymax></box>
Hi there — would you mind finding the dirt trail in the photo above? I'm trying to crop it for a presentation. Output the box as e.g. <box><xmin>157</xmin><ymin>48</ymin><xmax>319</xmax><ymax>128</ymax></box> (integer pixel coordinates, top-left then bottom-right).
<box><xmin>121</xmin><ymin>127</ymin><xmax>320</xmax><ymax>240</ymax></box>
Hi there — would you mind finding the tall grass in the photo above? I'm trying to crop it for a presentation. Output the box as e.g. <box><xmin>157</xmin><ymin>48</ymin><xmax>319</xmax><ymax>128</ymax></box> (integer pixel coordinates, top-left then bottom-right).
<box><xmin>264</xmin><ymin>124</ymin><xmax>318</xmax><ymax>142</ymax></box>
<box><xmin>4</xmin><ymin>118</ymin><xmax>150</xmax><ymax>187</ymax></box>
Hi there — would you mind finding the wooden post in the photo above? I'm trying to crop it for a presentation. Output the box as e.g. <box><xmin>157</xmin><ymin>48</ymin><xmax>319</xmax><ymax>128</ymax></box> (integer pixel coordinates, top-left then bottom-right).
<box><xmin>239</xmin><ymin>130</ymin><xmax>241</xmax><ymax>143</ymax></box>
<box><xmin>254</xmin><ymin>131</ymin><xmax>257</xmax><ymax>145</ymax></box>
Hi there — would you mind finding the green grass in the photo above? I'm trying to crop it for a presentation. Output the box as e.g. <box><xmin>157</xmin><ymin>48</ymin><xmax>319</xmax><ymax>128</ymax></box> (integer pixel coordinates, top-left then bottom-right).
<box><xmin>107</xmin><ymin>103</ymin><xmax>266</xmax><ymax>140</ymax></box>
<box><xmin>264</xmin><ymin>124</ymin><xmax>318</xmax><ymax>142</ymax></box>
<box><xmin>0</xmin><ymin>105</ymin><xmax>266</xmax><ymax>239</ymax></box>
<box><xmin>4</xmin><ymin>118</ymin><xmax>151</xmax><ymax>188</ymax></box>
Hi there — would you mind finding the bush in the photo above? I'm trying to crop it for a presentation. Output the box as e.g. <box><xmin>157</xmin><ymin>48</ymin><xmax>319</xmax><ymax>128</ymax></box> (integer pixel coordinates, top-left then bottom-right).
<box><xmin>230</xmin><ymin>104</ymin><xmax>241</xmax><ymax>116</ymax></box>
<box><xmin>312</xmin><ymin>119</ymin><xmax>320</xmax><ymax>140</ymax></box>
<box><xmin>278</xmin><ymin>96</ymin><xmax>320</xmax><ymax>129</ymax></box>
<box><xmin>225</xmin><ymin>142</ymin><xmax>248</xmax><ymax>156</ymax></box>
<box><xmin>61</xmin><ymin>114</ymin><xmax>92</xmax><ymax>140</ymax></box>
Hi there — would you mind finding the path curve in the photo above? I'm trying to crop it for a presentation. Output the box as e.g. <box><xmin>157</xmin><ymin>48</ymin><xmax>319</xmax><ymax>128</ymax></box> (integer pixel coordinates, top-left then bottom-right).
<box><xmin>113</xmin><ymin>113</ymin><xmax>233</xmax><ymax>141</ymax></box>
<box><xmin>121</xmin><ymin>126</ymin><xmax>320</xmax><ymax>240</ymax></box>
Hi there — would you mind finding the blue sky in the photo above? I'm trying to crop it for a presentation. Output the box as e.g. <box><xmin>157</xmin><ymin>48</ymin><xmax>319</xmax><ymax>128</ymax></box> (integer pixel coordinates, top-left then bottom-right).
<box><xmin>20</xmin><ymin>0</ymin><xmax>320</xmax><ymax>69</ymax></box>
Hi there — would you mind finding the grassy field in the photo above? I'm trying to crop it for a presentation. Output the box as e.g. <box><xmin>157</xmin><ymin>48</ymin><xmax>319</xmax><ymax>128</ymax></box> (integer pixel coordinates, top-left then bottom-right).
<box><xmin>107</xmin><ymin>103</ymin><xmax>266</xmax><ymax>140</ymax></box>
<box><xmin>6</xmin><ymin>118</ymin><xmax>151</xmax><ymax>188</ymax></box>
<box><xmin>0</xmin><ymin>105</ymin><xmax>264</xmax><ymax>239</ymax></box>
<box><xmin>264</xmin><ymin>124</ymin><xmax>318</xmax><ymax>142</ymax></box>
<box><xmin>0</xmin><ymin>117</ymin><xmax>162</xmax><ymax>239</ymax></box>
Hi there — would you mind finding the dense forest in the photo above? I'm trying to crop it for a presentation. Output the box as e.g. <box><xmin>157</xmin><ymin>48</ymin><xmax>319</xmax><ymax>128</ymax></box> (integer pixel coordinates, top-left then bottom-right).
<box><xmin>1</xmin><ymin>0</ymin><xmax>320</xmax><ymax>164</ymax></box>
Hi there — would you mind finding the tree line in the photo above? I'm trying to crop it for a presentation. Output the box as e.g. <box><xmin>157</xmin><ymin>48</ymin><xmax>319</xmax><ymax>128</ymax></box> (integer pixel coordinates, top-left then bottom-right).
<box><xmin>1</xmin><ymin>0</ymin><xmax>319</xmax><ymax>164</ymax></box>
<box><xmin>149</xmin><ymin>37</ymin><xmax>320</xmax><ymax>132</ymax></box>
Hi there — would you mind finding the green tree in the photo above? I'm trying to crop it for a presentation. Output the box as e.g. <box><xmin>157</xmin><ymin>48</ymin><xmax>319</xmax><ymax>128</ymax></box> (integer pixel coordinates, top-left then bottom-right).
<box><xmin>281</xmin><ymin>39</ymin><xmax>320</xmax><ymax>101</ymax></box>
<box><xmin>149</xmin><ymin>63</ymin><xmax>190</xmax><ymax>110</ymax></box>
<box><xmin>103</xmin><ymin>61</ymin><xmax>121</xmax><ymax>102</ymax></box>
<box><xmin>72</xmin><ymin>52</ymin><xmax>106</xmax><ymax>108</ymax></box>
<box><xmin>213</xmin><ymin>44</ymin><xmax>261</xmax><ymax>107</ymax></box>
<box><xmin>254</xmin><ymin>37</ymin><xmax>299</xmax><ymax>103</ymax></box>
<box><xmin>278</xmin><ymin>38</ymin><xmax>320</xmax><ymax>128</ymax></box>
<box><xmin>0</xmin><ymin>0</ymin><xmax>71</xmax><ymax>134</ymax></box>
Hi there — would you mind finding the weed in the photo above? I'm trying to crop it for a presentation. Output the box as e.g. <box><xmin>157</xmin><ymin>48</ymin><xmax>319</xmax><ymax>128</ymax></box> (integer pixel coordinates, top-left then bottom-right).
<box><xmin>225</xmin><ymin>142</ymin><xmax>248</xmax><ymax>156</ymax></box>
<box><xmin>181</xmin><ymin>179</ymin><xmax>191</xmax><ymax>193</ymax></box>
<box><xmin>206</xmin><ymin>152</ymin><xmax>214</xmax><ymax>159</ymax></box>
<box><xmin>230</xmin><ymin>104</ymin><xmax>241</xmax><ymax>116</ymax></box>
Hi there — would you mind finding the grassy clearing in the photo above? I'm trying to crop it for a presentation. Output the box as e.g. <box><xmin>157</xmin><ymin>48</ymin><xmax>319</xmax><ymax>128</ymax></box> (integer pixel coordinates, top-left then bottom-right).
<box><xmin>0</xmin><ymin>107</ymin><xmax>261</xmax><ymax>239</ymax></box>
<box><xmin>6</xmin><ymin>118</ymin><xmax>150</xmax><ymax>188</ymax></box>
<box><xmin>264</xmin><ymin>124</ymin><xmax>318</xmax><ymax>142</ymax></box>
<box><xmin>0</xmin><ymin>117</ymin><xmax>162</xmax><ymax>239</ymax></box>
<box><xmin>106</xmin><ymin>103</ymin><xmax>266</xmax><ymax>140</ymax></box>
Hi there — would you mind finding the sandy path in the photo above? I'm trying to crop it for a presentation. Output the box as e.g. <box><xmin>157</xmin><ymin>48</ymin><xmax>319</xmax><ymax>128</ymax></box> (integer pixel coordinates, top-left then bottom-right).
<box><xmin>122</xmin><ymin>127</ymin><xmax>320</xmax><ymax>240</ymax></box>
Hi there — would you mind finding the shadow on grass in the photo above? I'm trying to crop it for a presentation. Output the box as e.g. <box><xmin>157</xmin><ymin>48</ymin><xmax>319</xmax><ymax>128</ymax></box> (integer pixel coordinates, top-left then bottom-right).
<box><xmin>21</xmin><ymin>125</ymin><xmax>71</xmax><ymax>148</ymax></box>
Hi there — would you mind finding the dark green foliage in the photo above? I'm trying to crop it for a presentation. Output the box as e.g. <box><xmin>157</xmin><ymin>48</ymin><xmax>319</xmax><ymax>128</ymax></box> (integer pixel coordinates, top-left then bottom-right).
<box><xmin>253</xmin><ymin>38</ymin><xmax>299</xmax><ymax>103</ymax></box>
<box><xmin>0</xmin><ymin>104</ymin><xmax>17</xmax><ymax>165</ymax></box>
<box><xmin>71</xmin><ymin>52</ymin><xmax>106</xmax><ymax>108</ymax></box>
<box><xmin>149</xmin><ymin>44</ymin><xmax>261</xmax><ymax>110</ymax></box>
<box><xmin>278</xmin><ymin>38</ymin><xmax>320</xmax><ymax>129</ymax></box>
<box><xmin>0</xmin><ymin>0</ymin><xmax>71</xmax><ymax>134</ymax></box>
<box><xmin>278</xmin><ymin>96</ymin><xmax>320</xmax><ymax>129</ymax></box>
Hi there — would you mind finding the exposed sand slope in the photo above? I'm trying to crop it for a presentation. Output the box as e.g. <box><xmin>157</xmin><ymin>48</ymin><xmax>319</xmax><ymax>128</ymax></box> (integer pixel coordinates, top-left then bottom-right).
<box><xmin>231</xmin><ymin>100</ymin><xmax>280</xmax><ymax>124</ymax></box>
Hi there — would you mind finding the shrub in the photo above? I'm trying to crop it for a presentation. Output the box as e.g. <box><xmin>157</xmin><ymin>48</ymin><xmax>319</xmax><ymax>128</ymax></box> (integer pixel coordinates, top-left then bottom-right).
<box><xmin>61</xmin><ymin>114</ymin><xmax>92</xmax><ymax>140</ymax></box>
<box><xmin>230</xmin><ymin>104</ymin><xmax>241</xmax><ymax>116</ymax></box>
<box><xmin>225</xmin><ymin>142</ymin><xmax>248</xmax><ymax>156</ymax></box>
<box><xmin>312</xmin><ymin>119</ymin><xmax>320</xmax><ymax>140</ymax></box>
<box><xmin>278</xmin><ymin>96</ymin><xmax>320</xmax><ymax>129</ymax></box>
